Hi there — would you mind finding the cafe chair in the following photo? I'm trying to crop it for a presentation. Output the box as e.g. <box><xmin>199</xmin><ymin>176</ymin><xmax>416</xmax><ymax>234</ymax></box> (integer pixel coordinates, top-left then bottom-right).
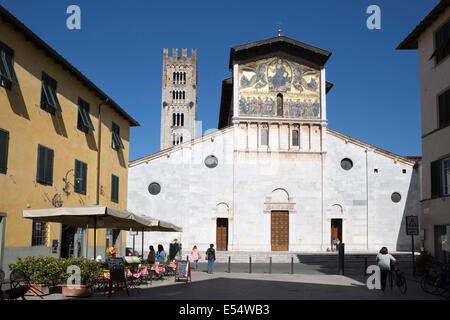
<box><xmin>4</xmin><ymin>269</ymin><xmax>32</xmax><ymax>300</ymax></box>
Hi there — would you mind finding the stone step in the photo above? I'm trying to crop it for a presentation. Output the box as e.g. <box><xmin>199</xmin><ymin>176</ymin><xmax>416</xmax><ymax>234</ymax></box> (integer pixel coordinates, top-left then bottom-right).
<box><xmin>180</xmin><ymin>251</ymin><xmax>415</xmax><ymax>263</ymax></box>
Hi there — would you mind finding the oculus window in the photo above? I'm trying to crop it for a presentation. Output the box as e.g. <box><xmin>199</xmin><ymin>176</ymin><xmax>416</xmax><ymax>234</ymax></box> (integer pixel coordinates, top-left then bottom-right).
<box><xmin>340</xmin><ymin>158</ymin><xmax>353</xmax><ymax>171</ymax></box>
<box><xmin>391</xmin><ymin>192</ymin><xmax>401</xmax><ymax>203</ymax></box>
<box><xmin>148</xmin><ymin>182</ymin><xmax>161</xmax><ymax>195</ymax></box>
<box><xmin>204</xmin><ymin>155</ymin><xmax>218</xmax><ymax>168</ymax></box>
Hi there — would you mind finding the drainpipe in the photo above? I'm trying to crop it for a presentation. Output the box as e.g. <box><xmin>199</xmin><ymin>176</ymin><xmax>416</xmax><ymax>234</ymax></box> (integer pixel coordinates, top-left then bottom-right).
<box><xmin>96</xmin><ymin>98</ymin><xmax>109</xmax><ymax>204</ymax></box>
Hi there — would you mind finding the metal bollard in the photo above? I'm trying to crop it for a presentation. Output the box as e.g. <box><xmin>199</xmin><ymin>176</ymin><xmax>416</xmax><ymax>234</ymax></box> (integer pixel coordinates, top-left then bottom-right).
<box><xmin>269</xmin><ymin>257</ymin><xmax>272</xmax><ymax>274</ymax></box>
<box><xmin>228</xmin><ymin>256</ymin><xmax>231</xmax><ymax>273</ymax></box>
<box><xmin>338</xmin><ymin>243</ymin><xmax>345</xmax><ymax>275</ymax></box>
<box><xmin>291</xmin><ymin>257</ymin><xmax>294</xmax><ymax>274</ymax></box>
<box><xmin>364</xmin><ymin>257</ymin><xmax>367</xmax><ymax>275</ymax></box>
<box><xmin>249</xmin><ymin>256</ymin><xmax>252</xmax><ymax>273</ymax></box>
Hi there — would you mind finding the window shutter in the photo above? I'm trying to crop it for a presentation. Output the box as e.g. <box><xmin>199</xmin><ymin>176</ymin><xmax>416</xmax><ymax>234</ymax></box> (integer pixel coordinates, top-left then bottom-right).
<box><xmin>81</xmin><ymin>162</ymin><xmax>87</xmax><ymax>194</ymax></box>
<box><xmin>431</xmin><ymin>160</ymin><xmax>442</xmax><ymax>198</ymax></box>
<box><xmin>46</xmin><ymin>148</ymin><xmax>54</xmax><ymax>186</ymax></box>
<box><xmin>36</xmin><ymin>145</ymin><xmax>46</xmax><ymax>184</ymax></box>
<box><xmin>74</xmin><ymin>160</ymin><xmax>81</xmax><ymax>193</ymax></box>
<box><xmin>111</xmin><ymin>174</ymin><xmax>119</xmax><ymax>203</ymax></box>
<box><xmin>0</xmin><ymin>129</ymin><xmax>9</xmax><ymax>174</ymax></box>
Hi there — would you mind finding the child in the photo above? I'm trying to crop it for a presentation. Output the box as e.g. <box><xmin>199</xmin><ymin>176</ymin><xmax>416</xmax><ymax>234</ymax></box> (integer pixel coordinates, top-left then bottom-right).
<box><xmin>191</xmin><ymin>245</ymin><xmax>200</xmax><ymax>270</ymax></box>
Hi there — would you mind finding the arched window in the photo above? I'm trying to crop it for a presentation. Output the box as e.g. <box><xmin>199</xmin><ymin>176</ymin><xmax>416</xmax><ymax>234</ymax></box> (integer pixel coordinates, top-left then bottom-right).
<box><xmin>181</xmin><ymin>113</ymin><xmax>184</xmax><ymax>126</ymax></box>
<box><xmin>172</xmin><ymin>91</ymin><xmax>175</xmax><ymax>100</ymax></box>
<box><xmin>180</xmin><ymin>134</ymin><xmax>183</xmax><ymax>143</ymax></box>
<box><xmin>183</xmin><ymin>72</ymin><xmax>186</xmax><ymax>84</ymax></box>
<box><xmin>173</xmin><ymin>72</ymin><xmax>175</xmax><ymax>84</ymax></box>
<box><xmin>182</xmin><ymin>91</ymin><xmax>185</xmax><ymax>101</ymax></box>
<box><xmin>277</xmin><ymin>93</ymin><xmax>283</xmax><ymax>117</ymax></box>
<box><xmin>176</xmin><ymin>113</ymin><xmax>180</xmax><ymax>126</ymax></box>
<box><xmin>172</xmin><ymin>113</ymin><xmax>176</xmax><ymax>126</ymax></box>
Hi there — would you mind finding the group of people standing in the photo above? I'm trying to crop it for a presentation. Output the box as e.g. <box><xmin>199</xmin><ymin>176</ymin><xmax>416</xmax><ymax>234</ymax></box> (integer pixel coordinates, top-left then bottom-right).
<box><xmin>146</xmin><ymin>241</ymin><xmax>217</xmax><ymax>274</ymax></box>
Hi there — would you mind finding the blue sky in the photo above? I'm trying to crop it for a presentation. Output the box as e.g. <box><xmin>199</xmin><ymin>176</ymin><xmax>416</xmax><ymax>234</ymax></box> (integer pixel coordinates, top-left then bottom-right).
<box><xmin>2</xmin><ymin>0</ymin><xmax>435</xmax><ymax>160</ymax></box>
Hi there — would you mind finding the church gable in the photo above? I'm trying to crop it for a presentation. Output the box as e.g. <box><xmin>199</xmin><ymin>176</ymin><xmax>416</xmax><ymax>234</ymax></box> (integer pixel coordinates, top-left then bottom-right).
<box><xmin>238</xmin><ymin>57</ymin><xmax>321</xmax><ymax>119</ymax></box>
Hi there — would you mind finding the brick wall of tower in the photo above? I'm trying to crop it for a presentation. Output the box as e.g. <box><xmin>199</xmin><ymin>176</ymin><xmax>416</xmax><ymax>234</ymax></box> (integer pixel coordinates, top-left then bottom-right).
<box><xmin>160</xmin><ymin>48</ymin><xmax>198</xmax><ymax>150</ymax></box>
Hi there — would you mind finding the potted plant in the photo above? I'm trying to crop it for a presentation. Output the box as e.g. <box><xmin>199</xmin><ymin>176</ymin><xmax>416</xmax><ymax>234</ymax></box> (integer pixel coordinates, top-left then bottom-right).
<box><xmin>9</xmin><ymin>256</ymin><xmax>56</xmax><ymax>296</ymax></box>
<box><xmin>59</xmin><ymin>257</ymin><xmax>103</xmax><ymax>297</ymax></box>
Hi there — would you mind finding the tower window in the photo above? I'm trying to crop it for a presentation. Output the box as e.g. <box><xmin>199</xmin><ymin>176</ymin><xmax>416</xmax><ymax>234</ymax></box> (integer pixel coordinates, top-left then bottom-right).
<box><xmin>172</xmin><ymin>113</ymin><xmax>176</xmax><ymax>126</ymax></box>
<box><xmin>181</xmin><ymin>113</ymin><xmax>184</xmax><ymax>126</ymax></box>
<box><xmin>292</xmin><ymin>130</ymin><xmax>299</xmax><ymax>147</ymax></box>
<box><xmin>277</xmin><ymin>93</ymin><xmax>283</xmax><ymax>117</ymax></box>
<box><xmin>261</xmin><ymin>128</ymin><xmax>268</xmax><ymax>146</ymax></box>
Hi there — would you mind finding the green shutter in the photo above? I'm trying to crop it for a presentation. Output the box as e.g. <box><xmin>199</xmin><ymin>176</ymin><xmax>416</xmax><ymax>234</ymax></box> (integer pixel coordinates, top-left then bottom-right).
<box><xmin>111</xmin><ymin>174</ymin><xmax>119</xmax><ymax>203</ymax></box>
<box><xmin>0</xmin><ymin>129</ymin><xmax>9</xmax><ymax>174</ymax></box>
<box><xmin>78</xmin><ymin>98</ymin><xmax>94</xmax><ymax>132</ymax></box>
<box><xmin>36</xmin><ymin>145</ymin><xmax>46</xmax><ymax>184</ymax></box>
<box><xmin>431</xmin><ymin>160</ymin><xmax>442</xmax><ymax>198</ymax></box>
<box><xmin>41</xmin><ymin>73</ymin><xmax>62</xmax><ymax>112</ymax></box>
<box><xmin>81</xmin><ymin>162</ymin><xmax>87</xmax><ymax>195</ymax></box>
<box><xmin>74</xmin><ymin>160</ymin><xmax>81</xmax><ymax>193</ymax></box>
<box><xmin>46</xmin><ymin>148</ymin><xmax>54</xmax><ymax>185</ymax></box>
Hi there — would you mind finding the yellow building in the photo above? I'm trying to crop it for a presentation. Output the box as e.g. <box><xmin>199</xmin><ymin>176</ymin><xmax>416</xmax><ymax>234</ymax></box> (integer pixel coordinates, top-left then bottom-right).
<box><xmin>0</xmin><ymin>5</ymin><xmax>139</xmax><ymax>272</ymax></box>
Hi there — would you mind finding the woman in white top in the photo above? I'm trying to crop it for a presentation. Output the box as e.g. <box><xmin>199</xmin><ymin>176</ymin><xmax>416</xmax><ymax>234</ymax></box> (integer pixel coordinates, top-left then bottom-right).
<box><xmin>376</xmin><ymin>247</ymin><xmax>396</xmax><ymax>291</ymax></box>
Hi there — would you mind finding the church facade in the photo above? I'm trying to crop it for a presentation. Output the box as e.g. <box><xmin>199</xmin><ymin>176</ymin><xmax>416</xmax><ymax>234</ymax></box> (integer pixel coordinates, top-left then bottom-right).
<box><xmin>127</xmin><ymin>36</ymin><xmax>421</xmax><ymax>254</ymax></box>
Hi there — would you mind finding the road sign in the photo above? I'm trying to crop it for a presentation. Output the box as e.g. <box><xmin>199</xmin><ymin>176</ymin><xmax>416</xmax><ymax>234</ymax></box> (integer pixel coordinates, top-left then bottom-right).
<box><xmin>406</xmin><ymin>216</ymin><xmax>419</xmax><ymax>236</ymax></box>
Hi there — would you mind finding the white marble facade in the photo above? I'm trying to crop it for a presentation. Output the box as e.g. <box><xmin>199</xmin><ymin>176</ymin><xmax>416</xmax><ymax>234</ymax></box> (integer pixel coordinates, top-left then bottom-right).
<box><xmin>127</xmin><ymin>38</ymin><xmax>421</xmax><ymax>255</ymax></box>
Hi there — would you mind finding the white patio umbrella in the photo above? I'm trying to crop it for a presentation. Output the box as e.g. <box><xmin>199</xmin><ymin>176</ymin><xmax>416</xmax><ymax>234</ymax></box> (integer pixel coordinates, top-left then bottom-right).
<box><xmin>23</xmin><ymin>205</ymin><xmax>182</xmax><ymax>258</ymax></box>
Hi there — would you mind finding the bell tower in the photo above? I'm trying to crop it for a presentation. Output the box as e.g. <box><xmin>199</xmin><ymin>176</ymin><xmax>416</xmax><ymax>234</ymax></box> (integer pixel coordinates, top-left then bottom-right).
<box><xmin>160</xmin><ymin>48</ymin><xmax>198</xmax><ymax>150</ymax></box>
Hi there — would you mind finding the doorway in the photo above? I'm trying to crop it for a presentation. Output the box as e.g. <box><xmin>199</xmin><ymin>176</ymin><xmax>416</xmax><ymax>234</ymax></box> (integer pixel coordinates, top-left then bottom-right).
<box><xmin>331</xmin><ymin>219</ymin><xmax>343</xmax><ymax>252</ymax></box>
<box><xmin>60</xmin><ymin>224</ymin><xmax>76</xmax><ymax>258</ymax></box>
<box><xmin>216</xmin><ymin>218</ymin><xmax>228</xmax><ymax>251</ymax></box>
<box><xmin>271</xmin><ymin>211</ymin><xmax>289</xmax><ymax>251</ymax></box>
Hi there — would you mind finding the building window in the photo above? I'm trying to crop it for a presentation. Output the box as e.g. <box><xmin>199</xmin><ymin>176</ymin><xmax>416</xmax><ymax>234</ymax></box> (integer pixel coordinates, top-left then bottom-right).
<box><xmin>40</xmin><ymin>72</ymin><xmax>61</xmax><ymax>114</ymax></box>
<box><xmin>77</xmin><ymin>98</ymin><xmax>94</xmax><ymax>133</ymax></box>
<box><xmin>438</xmin><ymin>88</ymin><xmax>450</xmax><ymax>129</ymax></box>
<box><xmin>261</xmin><ymin>128</ymin><xmax>268</xmax><ymax>146</ymax></box>
<box><xmin>391</xmin><ymin>192</ymin><xmax>402</xmax><ymax>203</ymax></box>
<box><xmin>111</xmin><ymin>122</ymin><xmax>124</xmax><ymax>150</ymax></box>
<box><xmin>277</xmin><ymin>93</ymin><xmax>283</xmax><ymax>117</ymax></box>
<box><xmin>148</xmin><ymin>182</ymin><xmax>161</xmax><ymax>195</ymax></box>
<box><xmin>74</xmin><ymin>159</ymin><xmax>87</xmax><ymax>195</ymax></box>
<box><xmin>444</xmin><ymin>158</ymin><xmax>450</xmax><ymax>196</ymax></box>
<box><xmin>431</xmin><ymin>19</ymin><xmax>450</xmax><ymax>64</ymax></box>
<box><xmin>0</xmin><ymin>40</ymin><xmax>18</xmax><ymax>88</ymax></box>
<box><xmin>31</xmin><ymin>220</ymin><xmax>47</xmax><ymax>246</ymax></box>
<box><xmin>292</xmin><ymin>130</ymin><xmax>299</xmax><ymax>147</ymax></box>
<box><xmin>340</xmin><ymin>158</ymin><xmax>353</xmax><ymax>171</ymax></box>
<box><xmin>205</xmin><ymin>155</ymin><xmax>218</xmax><ymax>168</ymax></box>
<box><xmin>111</xmin><ymin>174</ymin><xmax>119</xmax><ymax>203</ymax></box>
<box><xmin>0</xmin><ymin>128</ymin><xmax>9</xmax><ymax>174</ymax></box>
<box><xmin>36</xmin><ymin>144</ymin><xmax>54</xmax><ymax>186</ymax></box>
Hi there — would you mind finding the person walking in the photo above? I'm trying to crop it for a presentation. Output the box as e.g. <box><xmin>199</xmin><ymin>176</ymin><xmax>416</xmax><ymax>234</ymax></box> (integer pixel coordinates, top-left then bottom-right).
<box><xmin>147</xmin><ymin>245</ymin><xmax>156</xmax><ymax>264</ymax></box>
<box><xmin>191</xmin><ymin>245</ymin><xmax>200</xmax><ymax>270</ymax></box>
<box><xmin>376</xmin><ymin>247</ymin><xmax>396</xmax><ymax>292</ymax></box>
<box><xmin>206</xmin><ymin>244</ymin><xmax>216</xmax><ymax>274</ymax></box>
<box><xmin>156</xmin><ymin>244</ymin><xmax>166</xmax><ymax>264</ymax></box>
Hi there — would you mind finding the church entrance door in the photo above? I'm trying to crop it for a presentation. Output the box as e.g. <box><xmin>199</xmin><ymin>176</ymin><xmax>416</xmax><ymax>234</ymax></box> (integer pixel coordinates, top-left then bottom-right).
<box><xmin>271</xmin><ymin>211</ymin><xmax>289</xmax><ymax>251</ymax></box>
<box><xmin>331</xmin><ymin>219</ymin><xmax>342</xmax><ymax>252</ymax></box>
<box><xmin>216</xmin><ymin>218</ymin><xmax>228</xmax><ymax>251</ymax></box>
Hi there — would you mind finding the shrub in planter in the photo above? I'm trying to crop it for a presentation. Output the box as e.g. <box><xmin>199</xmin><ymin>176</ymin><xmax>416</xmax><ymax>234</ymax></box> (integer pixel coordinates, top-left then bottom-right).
<box><xmin>58</xmin><ymin>257</ymin><xmax>103</xmax><ymax>297</ymax></box>
<box><xmin>9</xmin><ymin>256</ymin><xmax>62</xmax><ymax>296</ymax></box>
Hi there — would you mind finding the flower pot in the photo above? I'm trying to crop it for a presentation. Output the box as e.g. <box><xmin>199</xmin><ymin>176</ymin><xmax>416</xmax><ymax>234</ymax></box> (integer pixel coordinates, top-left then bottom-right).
<box><xmin>61</xmin><ymin>284</ymin><xmax>92</xmax><ymax>297</ymax></box>
<box><xmin>25</xmin><ymin>284</ymin><xmax>50</xmax><ymax>296</ymax></box>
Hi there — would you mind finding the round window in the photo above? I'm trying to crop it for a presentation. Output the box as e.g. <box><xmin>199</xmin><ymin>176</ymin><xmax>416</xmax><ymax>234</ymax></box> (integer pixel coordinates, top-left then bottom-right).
<box><xmin>391</xmin><ymin>192</ymin><xmax>401</xmax><ymax>203</ymax></box>
<box><xmin>340</xmin><ymin>158</ymin><xmax>353</xmax><ymax>171</ymax></box>
<box><xmin>204</xmin><ymin>155</ymin><xmax>218</xmax><ymax>168</ymax></box>
<box><xmin>148</xmin><ymin>182</ymin><xmax>161</xmax><ymax>195</ymax></box>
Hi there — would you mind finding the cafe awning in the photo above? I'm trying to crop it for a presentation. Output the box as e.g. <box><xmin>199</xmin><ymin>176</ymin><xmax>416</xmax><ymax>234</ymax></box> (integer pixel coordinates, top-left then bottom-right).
<box><xmin>22</xmin><ymin>205</ymin><xmax>182</xmax><ymax>259</ymax></box>
<box><xmin>22</xmin><ymin>205</ymin><xmax>182</xmax><ymax>232</ymax></box>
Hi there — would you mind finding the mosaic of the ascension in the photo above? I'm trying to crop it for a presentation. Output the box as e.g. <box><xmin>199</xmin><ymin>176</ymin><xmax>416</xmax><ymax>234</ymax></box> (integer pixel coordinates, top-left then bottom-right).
<box><xmin>239</xmin><ymin>57</ymin><xmax>321</xmax><ymax>119</ymax></box>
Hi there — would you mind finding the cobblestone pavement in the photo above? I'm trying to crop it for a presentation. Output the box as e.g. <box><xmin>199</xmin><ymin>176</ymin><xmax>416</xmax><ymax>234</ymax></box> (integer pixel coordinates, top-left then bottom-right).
<box><xmin>25</xmin><ymin>265</ymin><xmax>445</xmax><ymax>300</ymax></box>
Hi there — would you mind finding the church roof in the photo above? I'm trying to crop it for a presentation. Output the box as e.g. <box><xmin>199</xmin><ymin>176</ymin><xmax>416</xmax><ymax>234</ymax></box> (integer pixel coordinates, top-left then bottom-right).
<box><xmin>229</xmin><ymin>35</ymin><xmax>332</xmax><ymax>69</ymax></box>
<box><xmin>397</xmin><ymin>0</ymin><xmax>450</xmax><ymax>50</ymax></box>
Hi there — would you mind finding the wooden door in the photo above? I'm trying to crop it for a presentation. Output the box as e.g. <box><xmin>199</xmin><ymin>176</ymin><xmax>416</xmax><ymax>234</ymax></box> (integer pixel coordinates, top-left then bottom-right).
<box><xmin>271</xmin><ymin>211</ymin><xmax>289</xmax><ymax>251</ymax></box>
<box><xmin>331</xmin><ymin>219</ymin><xmax>342</xmax><ymax>250</ymax></box>
<box><xmin>216</xmin><ymin>218</ymin><xmax>228</xmax><ymax>251</ymax></box>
